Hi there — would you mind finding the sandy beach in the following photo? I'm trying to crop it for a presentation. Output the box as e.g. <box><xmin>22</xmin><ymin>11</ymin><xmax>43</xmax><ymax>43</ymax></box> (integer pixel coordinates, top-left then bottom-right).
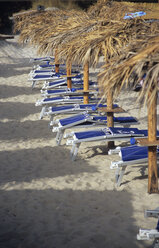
<box><xmin>0</xmin><ymin>36</ymin><xmax>158</xmax><ymax>248</ymax></box>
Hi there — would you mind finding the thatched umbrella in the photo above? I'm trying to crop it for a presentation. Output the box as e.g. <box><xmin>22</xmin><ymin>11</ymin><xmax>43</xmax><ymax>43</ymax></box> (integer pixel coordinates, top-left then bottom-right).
<box><xmin>34</xmin><ymin>3</ymin><xmax>159</xmax><ymax>148</ymax></box>
<box><xmin>99</xmin><ymin>33</ymin><xmax>159</xmax><ymax>193</ymax></box>
<box><xmin>35</xmin><ymin>12</ymin><xmax>103</xmax><ymax>98</ymax></box>
<box><xmin>13</xmin><ymin>7</ymin><xmax>84</xmax><ymax>74</ymax></box>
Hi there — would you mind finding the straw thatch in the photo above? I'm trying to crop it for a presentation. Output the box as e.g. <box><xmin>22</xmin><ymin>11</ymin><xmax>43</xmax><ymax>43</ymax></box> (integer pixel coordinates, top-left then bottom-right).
<box><xmin>35</xmin><ymin>1</ymin><xmax>159</xmax><ymax>67</ymax></box>
<box><xmin>13</xmin><ymin>7</ymin><xmax>85</xmax><ymax>49</ymax></box>
<box><xmin>13</xmin><ymin>1</ymin><xmax>159</xmax><ymax>107</ymax></box>
<box><xmin>40</xmin><ymin>17</ymin><xmax>159</xmax><ymax>68</ymax></box>
<box><xmin>98</xmin><ymin>34</ymin><xmax>159</xmax><ymax>106</ymax></box>
<box><xmin>88</xmin><ymin>0</ymin><xmax>159</xmax><ymax>20</ymax></box>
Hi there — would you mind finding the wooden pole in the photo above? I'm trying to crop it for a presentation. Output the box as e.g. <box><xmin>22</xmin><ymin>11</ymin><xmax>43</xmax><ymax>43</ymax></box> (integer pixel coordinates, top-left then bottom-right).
<box><xmin>83</xmin><ymin>61</ymin><xmax>89</xmax><ymax>104</ymax></box>
<box><xmin>107</xmin><ymin>89</ymin><xmax>115</xmax><ymax>148</ymax></box>
<box><xmin>55</xmin><ymin>48</ymin><xmax>59</xmax><ymax>74</ymax></box>
<box><xmin>66</xmin><ymin>61</ymin><xmax>72</xmax><ymax>89</ymax></box>
<box><xmin>148</xmin><ymin>89</ymin><xmax>158</xmax><ymax>193</ymax></box>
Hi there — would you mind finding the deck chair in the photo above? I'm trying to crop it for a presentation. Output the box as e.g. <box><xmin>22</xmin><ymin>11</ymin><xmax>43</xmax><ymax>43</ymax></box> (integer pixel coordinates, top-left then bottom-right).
<box><xmin>137</xmin><ymin>209</ymin><xmax>159</xmax><ymax>248</ymax></box>
<box><xmin>36</xmin><ymin>96</ymin><xmax>93</xmax><ymax>119</ymax></box>
<box><xmin>30</xmin><ymin>67</ymin><xmax>77</xmax><ymax>76</ymax></box>
<box><xmin>29</xmin><ymin>72</ymin><xmax>82</xmax><ymax>89</ymax></box>
<box><xmin>30</xmin><ymin>56</ymin><xmax>54</xmax><ymax>64</ymax></box>
<box><xmin>42</xmin><ymin>79</ymin><xmax>96</xmax><ymax>90</ymax></box>
<box><xmin>41</xmin><ymin>87</ymin><xmax>97</xmax><ymax>98</ymax></box>
<box><xmin>37</xmin><ymin>102</ymin><xmax>108</xmax><ymax>120</ymax></box>
<box><xmin>52</xmin><ymin>112</ymin><xmax>139</xmax><ymax>145</ymax></box>
<box><xmin>109</xmin><ymin>145</ymin><xmax>159</xmax><ymax>186</ymax></box>
<box><xmin>65</xmin><ymin>127</ymin><xmax>156</xmax><ymax>161</ymax></box>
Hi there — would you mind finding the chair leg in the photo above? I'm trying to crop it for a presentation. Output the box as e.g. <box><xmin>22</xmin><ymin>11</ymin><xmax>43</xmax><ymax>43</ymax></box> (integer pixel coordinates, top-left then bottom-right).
<box><xmin>56</xmin><ymin>131</ymin><xmax>64</xmax><ymax>145</ymax></box>
<box><xmin>39</xmin><ymin>107</ymin><xmax>46</xmax><ymax>120</ymax></box>
<box><xmin>153</xmin><ymin>239</ymin><xmax>159</xmax><ymax>248</ymax></box>
<box><xmin>115</xmin><ymin>166</ymin><xmax>127</xmax><ymax>187</ymax></box>
<box><xmin>49</xmin><ymin>116</ymin><xmax>55</xmax><ymax>128</ymax></box>
<box><xmin>32</xmin><ymin>80</ymin><xmax>36</xmax><ymax>89</ymax></box>
<box><xmin>71</xmin><ymin>143</ymin><xmax>80</xmax><ymax>161</ymax></box>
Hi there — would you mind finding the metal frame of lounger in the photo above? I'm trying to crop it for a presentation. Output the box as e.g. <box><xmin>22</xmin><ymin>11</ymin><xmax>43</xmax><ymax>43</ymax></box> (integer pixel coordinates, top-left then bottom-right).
<box><xmin>52</xmin><ymin>113</ymin><xmax>139</xmax><ymax>145</ymax></box>
<box><xmin>137</xmin><ymin>209</ymin><xmax>159</xmax><ymax>248</ymax></box>
<box><xmin>109</xmin><ymin>145</ymin><xmax>159</xmax><ymax>186</ymax></box>
<box><xmin>65</xmin><ymin>127</ymin><xmax>147</xmax><ymax>161</ymax></box>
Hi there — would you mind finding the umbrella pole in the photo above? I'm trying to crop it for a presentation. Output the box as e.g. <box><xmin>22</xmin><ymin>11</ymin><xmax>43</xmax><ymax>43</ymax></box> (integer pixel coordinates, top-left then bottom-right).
<box><xmin>55</xmin><ymin>48</ymin><xmax>59</xmax><ymax>74</ymax></box>
<box><xmin>83</xmin><ymin>61</ymin><xmax>89</xmax><ymax>104</ymax></box>
<box><xmin>107</xmin><ymin>89</ymin><xmax>115</xmax><ymax>148</ymax></box>
<box><xmin>148</xmin><ymin>89</ymin><xmax>158</xmax><ymax>193</ymax></box>
<box><xmin>66</xmin><ymin>61</ymin><xmax>72</xmax><ymax>89</ymax></box>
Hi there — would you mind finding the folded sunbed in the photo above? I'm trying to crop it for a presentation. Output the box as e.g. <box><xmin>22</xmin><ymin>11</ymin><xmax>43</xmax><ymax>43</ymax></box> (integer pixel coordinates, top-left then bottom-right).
<box><xmin>110</xmin><ymin>144</ymin><xmax>159</xmax><ymax>186</ymax></box>
<box><xmin>37</xmin><ymin>102</ymin><xmax>107</xmax><ymax>120</ymax></box>
<box><xmin>52</xmin><ymin>112</ymin><xmax>139</xmax><ymax>145</ymax></box>
<box><xmin>65</xmin><ymin>127</ymin><xmax>156</xmax><ymax>161</ymax></box>
<box><xmin>137</xmin><ymin>209</ymin><xmax>159</xmax><ymax>247</ymax></box>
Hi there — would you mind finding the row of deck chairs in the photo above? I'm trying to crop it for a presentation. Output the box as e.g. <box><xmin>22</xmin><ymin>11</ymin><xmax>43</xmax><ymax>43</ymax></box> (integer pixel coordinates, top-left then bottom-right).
<box><xmin>30</xmin><ymin>57</ymin><xmax>158</xmax><ymax>188</ymax></box>
<box><xmin>29</xmin><ymin>57</ymin><xmax>159</xmax><ymax>247</ymax></box>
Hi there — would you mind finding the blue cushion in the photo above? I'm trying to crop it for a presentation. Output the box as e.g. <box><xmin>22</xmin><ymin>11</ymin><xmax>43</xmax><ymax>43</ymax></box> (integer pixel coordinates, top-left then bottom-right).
<box><xmin>121</xmin><ymin>146</ymin><xmax>148</xmax><ymax>161</ymax></box>
<box><xmin>43</xmin><ymin>97</ymin><xmax>63</xmax><ymax>102</ymax></box>
<box><xmin>60</xmin><ymin>114</ymin><xmax>86</xmax><ymax>126</ymax></box>
<box><xmin>48</xmin><ymin>80</ymin><xmax>66</xmax><ymax>86</ymax></box>
<box><xmin>39</xmin><ymin>64</ymin><xmax>55</xmax><ymax>68</ymax></box>
<box><xmin>114</xmin><ymin>117</ymin><xmax>137</xmax><ymax>123</ymax></box>
<box><xmin>75</xmin><ymin>130</ymin><xmax>106</xmax><ymax>139</ymax></box>
<box><xmin>52</xmin><ymin>105</ymin><xmax>74</xmax><ymax>112</ymax></box>
<box><xmin>47</xmin><ymin>89</ymin><xmax>66</xmax><ymax>94</ymax></box>
<box><xmin>34</xmin><ymin>70</ymin><xmax>54</xmax><ymax>73</ymax></box>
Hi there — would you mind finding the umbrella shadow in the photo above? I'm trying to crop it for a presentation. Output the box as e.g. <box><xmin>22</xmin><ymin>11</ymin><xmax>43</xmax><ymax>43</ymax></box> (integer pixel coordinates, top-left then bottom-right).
<box><xmin>0</xmin><ymin>63</ymin><xmax>31</xmax><ymax>78</ymax></box>
<box><xmin>0</xmin><ymin>102</ymin><xmax>40</xmax><ymax>120</ymax></box>
<box><xmin>0</xmin><ymin>145</ymin><xmax>99</xmax><ymax>184</ymax></box>
<box><xmin>0</xmin><ymin>119</ymin><xmax>53</xmax><ymax>140</ymax></box>
<box><xmin>0</xmin><ymin>188</ymin><xmax>140</xmax><ymax>248</ymax></box>
<box><xmin>0</xmin><ymin>85</ymin><xmax>39</xmax><ymax>99</ymax></box>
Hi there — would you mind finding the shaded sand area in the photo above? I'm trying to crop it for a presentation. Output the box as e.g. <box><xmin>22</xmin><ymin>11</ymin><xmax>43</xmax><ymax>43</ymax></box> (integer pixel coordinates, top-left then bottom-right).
<box><xmin>0</xmin><ymin>36</ymin><xmax>158</xmax><ymax>248</ymax></box>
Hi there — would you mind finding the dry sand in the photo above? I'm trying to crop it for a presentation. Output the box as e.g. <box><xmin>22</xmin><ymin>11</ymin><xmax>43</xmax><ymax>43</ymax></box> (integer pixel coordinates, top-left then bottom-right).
<box><xmin>0</xmin><ymin>36</ymin><xmax>158</xmax><ymax>248</ymax></box>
